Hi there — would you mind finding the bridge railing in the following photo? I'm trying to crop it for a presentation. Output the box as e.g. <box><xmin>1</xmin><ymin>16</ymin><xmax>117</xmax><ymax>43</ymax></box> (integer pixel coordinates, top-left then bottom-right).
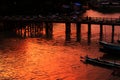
<box><xmin>78</xmin><ymin>16</ymin><xmax>120</xmax><ymax>24</ymax></box>
<box><xmin>0</xmin><ymin>16</ymin><xmax>120</xmax><ymax>24</ymax></box>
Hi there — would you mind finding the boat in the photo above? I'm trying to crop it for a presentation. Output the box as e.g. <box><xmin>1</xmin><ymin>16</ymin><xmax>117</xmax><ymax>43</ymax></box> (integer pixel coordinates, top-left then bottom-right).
<box><xmin>117</xmin><ymin>32</ymin><xmax>120</xmax><ymax>43</ymax></box>
<box><xmin>117</xmin><ymin>40</ymin><xmax>120</xmax><ymax>43</ymax></box>
<box><xmin>81</xmin><ymin>56</ymin><xmax>120</xmax><ymax>68</ymax></box>
<box><xmin>99</xmin><ymin>41</ymin><xmax>120</xmax><ymax>53</ymax></box>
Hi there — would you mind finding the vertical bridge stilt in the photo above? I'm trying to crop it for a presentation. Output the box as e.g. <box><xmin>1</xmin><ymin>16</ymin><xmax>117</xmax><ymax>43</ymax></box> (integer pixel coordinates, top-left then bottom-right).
<box><xmin>100</xmin><ymin>24</ymin><xmax>103</xmax><ymax>41</ymax></box>
<box><xmin>76</xmin><ymin>22</ymin><xmax>81</xmax><ymax>42</ymax></box>
<box><xmin>111</xmin><ymin>24</ymin><xmax>115</xmax><ymax>43</ymax></box>
<box><xmin>45</xmin><ymin>22</ymin><xmax>53</xmax><ymax>39</ymax></box>
<box><xmin>88</xmin><ymin>23</ymin><xmax>91</xmax><ymax>45</ymax></box>
<box><xmin>65</xmin><ymin>22</ymin><xmax>71</xmax><ymax>41</ymax></box>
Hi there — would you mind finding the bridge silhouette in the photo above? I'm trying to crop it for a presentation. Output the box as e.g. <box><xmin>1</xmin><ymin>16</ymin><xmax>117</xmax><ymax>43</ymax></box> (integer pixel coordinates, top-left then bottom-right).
<box><xmin>0</xmin><ymin>15</ymin><xmax>120</xmax><ymax>44</ymax></box>
<box><xmin>0</xmin><ymin>16</ymin><xmax>120</xmax><ymax>24</ymax></box>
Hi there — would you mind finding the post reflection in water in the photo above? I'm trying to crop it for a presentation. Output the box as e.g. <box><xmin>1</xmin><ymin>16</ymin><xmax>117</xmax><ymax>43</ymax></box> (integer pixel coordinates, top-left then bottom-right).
<box><xmin>0</xmin><ymin>10</ymin><xmax>120</xmax><ymax>80</ymax></box>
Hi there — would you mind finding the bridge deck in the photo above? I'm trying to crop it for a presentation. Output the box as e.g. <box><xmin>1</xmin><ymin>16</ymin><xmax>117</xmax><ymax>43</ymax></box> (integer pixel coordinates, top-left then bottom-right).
<box><xmin>0</xmin><ymin>16</ymin><xmax>120</xmax><ymax>25</ymax></box>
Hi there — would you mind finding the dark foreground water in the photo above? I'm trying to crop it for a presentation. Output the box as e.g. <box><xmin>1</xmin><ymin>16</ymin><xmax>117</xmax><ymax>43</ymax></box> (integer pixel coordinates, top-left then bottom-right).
<box><xmin>0</xmin><ymin>10</ymin><xmax>120</xmax><ymax>80</ymax></box>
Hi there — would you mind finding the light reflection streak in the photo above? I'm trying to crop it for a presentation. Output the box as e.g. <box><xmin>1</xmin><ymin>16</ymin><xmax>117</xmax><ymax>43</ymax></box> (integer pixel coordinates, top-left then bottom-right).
<box><xmin>1</xmin><ymin>10</ymin><xmax>120</xmax><ymax>79</ymax></box>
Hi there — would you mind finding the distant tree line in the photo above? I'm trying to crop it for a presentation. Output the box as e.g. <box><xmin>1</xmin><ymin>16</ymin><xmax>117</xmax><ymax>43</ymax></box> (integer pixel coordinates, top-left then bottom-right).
<box><xmin>0</xmin><ymin>0</ymin><xmax>88</xmax><ymax>15</ymax></box>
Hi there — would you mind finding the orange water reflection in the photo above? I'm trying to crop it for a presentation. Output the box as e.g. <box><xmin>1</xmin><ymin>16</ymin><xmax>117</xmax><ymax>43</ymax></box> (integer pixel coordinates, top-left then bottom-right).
<box><xmin>0</xmin><ymin>38</ymin><xmax>89</xmax><ymax>80</ymax></box>
<box><xmin>0</xmin><ymin>10</ymin><xmax>120</xmax><ymax>80</ymax></box>
<box><xmin>0</xmin><ymin>29</ymin><xmax>112</xmax><ymax>80</ymax></box>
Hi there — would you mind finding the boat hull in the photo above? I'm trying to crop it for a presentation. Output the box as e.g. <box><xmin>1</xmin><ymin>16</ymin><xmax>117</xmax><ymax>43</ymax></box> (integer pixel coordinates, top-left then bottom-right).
<box><xmin>82</xmin><ymin>56</ymin><xmax>120</xmax><ymax>69</ymax></box>
<box><xmin>99</xmin><ymin>41</ymin><xmax>120</xmax><ymax>53</ymax></box>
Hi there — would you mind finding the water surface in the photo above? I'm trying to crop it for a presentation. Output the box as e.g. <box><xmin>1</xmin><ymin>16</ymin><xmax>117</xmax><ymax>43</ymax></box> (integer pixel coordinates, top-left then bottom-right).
<box><xmin>0</xmin><ymin>10</ymin><xmax>120</xmax><ymax>80</ymax></box>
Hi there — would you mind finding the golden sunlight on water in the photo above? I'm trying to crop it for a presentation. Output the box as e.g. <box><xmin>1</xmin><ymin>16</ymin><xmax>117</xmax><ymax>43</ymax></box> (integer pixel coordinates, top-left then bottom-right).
<box><xmin>0</xmin><ymin>38</ymin><xmax>112</xmax><ymax>80</ymax></box>
<box><xmin>0</xmin><ymin>10</ymin><xmax>120</xmax><ymax>80</ymax></box>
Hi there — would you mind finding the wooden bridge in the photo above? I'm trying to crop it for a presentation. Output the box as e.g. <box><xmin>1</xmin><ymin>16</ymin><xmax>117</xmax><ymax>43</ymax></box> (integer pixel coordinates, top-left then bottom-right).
<box><xmin>0</xmin><ymin>16</ymin><xmax>120</xmax><ymax>24</ymax></box>
<box><xmin>0</xmin><ymin>15</ymin><xmax>120</xmax><ymax>44</ymax></box>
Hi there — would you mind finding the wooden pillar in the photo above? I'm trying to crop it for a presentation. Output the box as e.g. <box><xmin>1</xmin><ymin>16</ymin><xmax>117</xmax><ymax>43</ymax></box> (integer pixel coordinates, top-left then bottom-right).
<box><xmin>65</xmin><ymin>22</ymin><xmax>71</xmax><ymax>41</ymax></box>
<box><xmin>111</xmin><ymin>24</ymin><xmax>115</xmax><ymax>43</ymax></box>
<box><xmin>20</xmin><ymin>26</ymin><xmax>22</xmax><ymax>37</ymax></box>
<box><xmin>45</xmin><ymin>22</ymin><xmax>53</xmax><ymax>39</ymax></box>
<box><xmin>40</xmin><ymin>22</ymin><xmax>43</xmax><ymax>35</ymax></box>
<box><xmin>19</xmin><ymin>23</ymin><xmax>22</xmax><ymax>37</ymax></box>
<box><xmin>24</xmin><ymin>25</ymin><xmax>26</xmax><ymax>37</ymax></box>
<box><xmin>19</xmin><ymin>28</ymin><xmax>20</xmax><ymax>36</ymax></box>
<box><xmin>36</xmin><ymin>24</ymin><xmax>38</xmax><ymax>32</ymax></box>
<box><xmin>30</xmin><ymin>24</ymin><xmax>32</xmax><ymax>37</ymax></box>
<box><xmin>38</xmin><ymin>22</ymin><xmax>43</xmax><ymax>36</ymax></box>
<box><xmin>45</xmin><ymin>22</ymin><xmax>49</xmax><ymax>38</ymax></box>
<box><xmin>88</xmin><ymin>23</ymin><xmax>91</xmax><ymax>45</ymax></box>
<box><xmin>48</xmin><ymin>23</ymin><xmax>53</xmax><ymax>39</ymax></box>
<box><xmin>33</xmin><ymin>24</ymin><xmax>36</xmax><ymax>37</ymax></box>
<box><xmin>76</xmin><ymin>22</ymin><xmax>81</xmax><ymax>42</ymax></box>
<box><xmin>100</xmin><ymin>24</ymin><xmax>103</xmax><ymax>41</ymax></box>
<box><xmin>34</xmin><ymin>24</ymin><xmax>37</xmax><ymax>37</ymax></box>
<box><xmin>28</xmin><ymin>25</ymin><xmax>30</xmax><ymax>37</ymax></box>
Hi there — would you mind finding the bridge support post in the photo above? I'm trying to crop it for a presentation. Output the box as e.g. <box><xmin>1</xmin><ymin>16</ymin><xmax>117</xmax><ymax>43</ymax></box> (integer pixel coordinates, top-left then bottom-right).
<box><xmin>76</xmin><ymin>22</ymin><xmax>81</xmax><ymax>42</ymax></box>
<box><xmin>111</xmin><ymin>24</ymin><xmax>115</xmax><ymax>43</ymax></box>
<box><xmin>30</xmin><ymin>24</ymin><xmax>32</xmax><ymax>37</ymax></box>
<box><xmin>100</xmin><ymin>24</ymin><xmax>103</xmax><ymax>41</ymax></box>
<box><xmin>88</xmin><ymin>23</ymin><xmax>91</xmax><ymax>45</ymax></box>
<box><xmin>20</xmin><ymin>27</ymin><xmax>22</xmax><ymax>37</ymax></box>
<box><xmin>24</xmin><ymin>25</ymin><xmax>26</xmax><ymax>38</ymax></box>
<box><xmin>35</xmin><ymin>24</ymin><xmax>37</xmax><ymax>36</ymax></box>
<box><xmin>35</xmin><ymin>24</ymin><xmax>38</xmax><ymax>36</ymax></box>
<box><xmin>65</xmin><ymin>22</ymin><xmax>71</xmax><ymax>41</ymax></box>
<box><xmin>39</xmin><ymin>22</ymin><xmax>44</xmax><ymax>36</ymax></box>
<box><xmin>18</xmin><ymin>23</ymin><xmax>23</xmax><ymax>37</ymax></box>
<box><xmin>28</xmin><ymin>25</ymin><xmax>30</xmax><ymax>37</ymax></box>
<box><xmin>45</xmin><ymin>22</ymin><xmax>53</xmax><ymax>39</ymax></box>
<box><xmin>39</xmin><ymin>22</ymin><xmax>43</xmax><ymax>36</ymax></box>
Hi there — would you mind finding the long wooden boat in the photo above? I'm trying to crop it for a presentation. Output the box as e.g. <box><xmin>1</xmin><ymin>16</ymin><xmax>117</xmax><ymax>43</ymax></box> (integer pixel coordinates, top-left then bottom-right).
<box><xmin>81</xmin><ymin>56</ymin><xmax>120</xmax><ymax>68</ymax></box>
<box><xmin>99</xmin><ymin>41</ymin><xmax>120</xmax><ymax>53</ymax></box>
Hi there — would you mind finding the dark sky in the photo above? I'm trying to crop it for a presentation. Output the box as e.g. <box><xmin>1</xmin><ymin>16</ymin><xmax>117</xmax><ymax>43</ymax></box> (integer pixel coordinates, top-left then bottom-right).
<box><xmin>0</xmin><ymin>0</ymin><xmax>83</xmax><ymax>15</ymax></box>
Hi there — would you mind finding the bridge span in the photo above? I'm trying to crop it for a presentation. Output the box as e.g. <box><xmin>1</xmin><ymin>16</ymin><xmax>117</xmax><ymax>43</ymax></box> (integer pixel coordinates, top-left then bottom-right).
<box><xmin>0</xmin><ymin>15</ymin><xmax>120</xmax><ymax>44</ymax></box>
